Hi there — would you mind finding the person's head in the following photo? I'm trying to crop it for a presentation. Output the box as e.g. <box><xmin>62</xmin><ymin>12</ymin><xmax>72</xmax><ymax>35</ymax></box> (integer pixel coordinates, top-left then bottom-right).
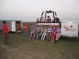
<box><xmin>47</xmin><ymin>16</ymin><xmax>50</xmax><ymax>19</ymax></box>
<box><xmin>55</xmin><ymin>16</ymin><xmax>59</xmax><ymax>20</ymax></box>
<box><xmin>37</xmin><ymin>18</ymin><xmax>39</xmax><ymax>20</ymax></box>
<box><xmin>3</xmin><ymin>21</ymin><xmax>6</xmax><ymax>24</ymax></box>
<box><xmin>56</xmin><ymin>25</ymin><xmax>59</xmax><ymax>28</ymax></box>
<box><xmin>52</xmin><ymin>25</ymin><xmax>56</xmax><ymax>28</ymax></box>
<box><xmin>36</xmin><ymin>18</ymin><xmax>39</xmax><ymax>22</ymax></box>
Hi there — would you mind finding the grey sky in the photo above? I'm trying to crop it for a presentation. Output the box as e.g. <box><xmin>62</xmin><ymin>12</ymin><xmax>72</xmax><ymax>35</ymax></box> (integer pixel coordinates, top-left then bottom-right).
<box><xmin>0</xmin><ymin>0</ymin><xmax>79</xmax><ymax>22</ymax></box>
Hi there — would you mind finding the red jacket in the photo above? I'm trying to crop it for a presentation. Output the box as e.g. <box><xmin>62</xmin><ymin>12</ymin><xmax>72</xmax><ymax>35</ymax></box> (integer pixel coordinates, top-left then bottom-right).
<box><xmin>24</xmin><ymin>24</ymin><xmax>28</xmax><ymax>31</ymax></box>
<box><xmin>2</xmin><ymin>24</ymin><xmax>9</xmax><ymax>33</ymax></box>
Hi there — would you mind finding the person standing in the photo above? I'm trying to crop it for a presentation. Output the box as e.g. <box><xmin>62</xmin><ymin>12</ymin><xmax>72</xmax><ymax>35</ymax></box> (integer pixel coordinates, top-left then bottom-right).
<box><xmin>50</xmin><ymin>26</ymin><xmax>57</xmax><ymax>42</ymax></box>
<box><xmin>2</xmin><ymin>21</ymin><xmax>9</xmax><ymax>45</ymax></box>
<box><xmin>54</xmin><ymin>16</ymin><xmax>60</xmax><ymax>23</ymax></box>
<box><xmin>38</xmin><ymin>25</ymin><xmax>43</xmax><ymax>40</ymax></box>
<box><xmin>30</xmin><ymin>25</ymin><xmax>35</xmax><ymax>39</ymax></box>
<box><xmin>35</xmin><ymin>25</ymin><xmax>40</xmax><ymax>39</ymax></box>
<box><xmin>41</xmin><ymin>26</ymin><xmax>47</xmax><ymax>40</ymax></box>
<box><xmin>17</xmin><ymin>23</ymin><xmax>21</xmax><ymax>32</ymax></box>
<box><xmin>47</xmin><ymin>16</ymin><xmax>51</xmax><ymax>23</ymax></box>
<box><xmin>23</xmin><ymin>23</ymin><xmax>28</xmax><ymax>36</ymax></box>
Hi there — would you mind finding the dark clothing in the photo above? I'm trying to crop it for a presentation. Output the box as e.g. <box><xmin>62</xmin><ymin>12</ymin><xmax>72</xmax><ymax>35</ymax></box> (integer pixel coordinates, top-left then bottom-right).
<box><xmin>3</xmin><ymin>33</ymin><xmax>8</xmax><ymax>45</ymax></box>
<box><xmin>54</xmin><ymin>17</ymin><xmax>60</xmax><ymax>23</ymax></box>
<box><xmin>47</xmin><ymin>19</ymin><xmax>51</xmax><ymax>23</ymax></box>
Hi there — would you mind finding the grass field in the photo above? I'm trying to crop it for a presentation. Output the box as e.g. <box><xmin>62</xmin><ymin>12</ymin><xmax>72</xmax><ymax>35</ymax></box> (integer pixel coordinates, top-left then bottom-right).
<box><xmin>0</xmin><ymin>32</ymin><xmax>79</xmax><ymax>59</ymax></box>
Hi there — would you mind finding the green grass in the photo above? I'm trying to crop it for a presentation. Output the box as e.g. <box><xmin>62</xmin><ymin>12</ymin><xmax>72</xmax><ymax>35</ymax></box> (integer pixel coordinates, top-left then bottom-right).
<box><xmin>0</xmin><ymin>32</ymin><xmax>79</xmax><ymax>59</ymax></box>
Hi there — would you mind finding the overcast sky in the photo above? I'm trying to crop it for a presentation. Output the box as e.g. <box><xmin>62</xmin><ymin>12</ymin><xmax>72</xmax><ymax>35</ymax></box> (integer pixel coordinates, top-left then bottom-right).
<box><xmin>0</xmin><ymin>0</ymin><xmax>79</xmax><ymax>22</ymax></box>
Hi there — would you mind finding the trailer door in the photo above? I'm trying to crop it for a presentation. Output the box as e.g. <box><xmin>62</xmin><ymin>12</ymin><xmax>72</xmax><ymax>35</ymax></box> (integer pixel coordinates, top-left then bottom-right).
<box><xmin>12</xmin><ymin>21</ymin><xmax>16</xmax><ymax>32</ymax></box>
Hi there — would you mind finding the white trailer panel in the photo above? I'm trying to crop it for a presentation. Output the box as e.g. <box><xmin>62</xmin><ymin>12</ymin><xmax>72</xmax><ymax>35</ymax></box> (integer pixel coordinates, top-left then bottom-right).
<box><xmin>61</xmin><ymin>21</ymin><xmax>78</xmax><ymax>37</ymax></box>
<box><xmin>12</xmin><ymin>21</ymin><xmax>16</xmax><ymax>32</ymax></box>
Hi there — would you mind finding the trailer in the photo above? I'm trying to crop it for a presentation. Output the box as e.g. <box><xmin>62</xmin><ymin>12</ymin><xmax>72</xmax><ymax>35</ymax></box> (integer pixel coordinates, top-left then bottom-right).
<box><xmin>61</xmin><ymin>21</ymin><xmax>79</xmax><ymax>37</ymax></box>
<box><xmin>0</xmin><ymin>20</ymin><xmax>23</xmax><ymax>32</ymax></box>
